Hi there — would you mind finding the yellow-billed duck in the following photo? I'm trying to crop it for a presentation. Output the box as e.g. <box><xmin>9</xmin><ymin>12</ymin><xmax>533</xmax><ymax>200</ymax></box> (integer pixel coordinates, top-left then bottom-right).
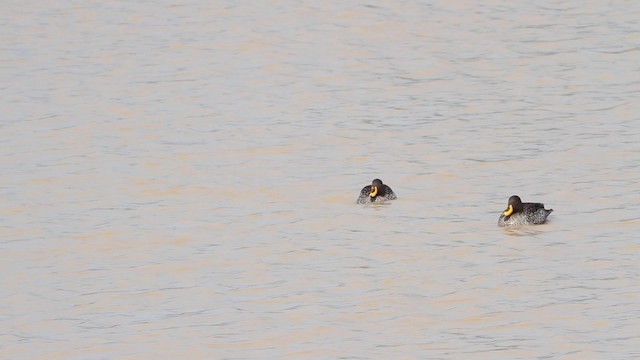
<box><xmin>498</xmin><ymin>195</ymin><xmax>553</xmax><ymax>227</ymax></box>
<box><xmin>357</xmin><ymin>178</ymin><xmax>397</xmax><ymax>204</ymax></box>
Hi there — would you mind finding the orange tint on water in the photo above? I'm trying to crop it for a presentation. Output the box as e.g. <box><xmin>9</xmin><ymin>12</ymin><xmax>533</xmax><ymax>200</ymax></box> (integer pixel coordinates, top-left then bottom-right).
<box><xmin>1</xmin><ymin>1</ymin><xmax>639</xmax><ymax>359</ymax></box>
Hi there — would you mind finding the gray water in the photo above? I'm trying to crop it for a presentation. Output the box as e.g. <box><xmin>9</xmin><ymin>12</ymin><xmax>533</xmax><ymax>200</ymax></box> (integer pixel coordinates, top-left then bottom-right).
<box><xmin>2</xmin><ymin>1</ymin><xmax>639</xmax><ymax>359</ymax></box>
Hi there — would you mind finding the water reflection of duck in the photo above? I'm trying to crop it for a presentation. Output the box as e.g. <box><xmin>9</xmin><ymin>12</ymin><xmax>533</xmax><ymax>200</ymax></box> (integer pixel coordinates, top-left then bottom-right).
<box><xmin>498</xmin><ymin>195</ymin><xmax>553</xmax><ymax>227</ymax></box>
<box><xmin>357</xmin><ymin>179</ymin><xmax>397</xmax><ymax>204</ymax></box>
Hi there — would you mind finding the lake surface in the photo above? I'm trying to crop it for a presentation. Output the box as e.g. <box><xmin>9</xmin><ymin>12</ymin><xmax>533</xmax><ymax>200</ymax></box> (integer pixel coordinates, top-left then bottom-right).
<box><xmin>2</xmin><ymin>1</ymin><xmax>639</xmax><ymax>359</ymax></box>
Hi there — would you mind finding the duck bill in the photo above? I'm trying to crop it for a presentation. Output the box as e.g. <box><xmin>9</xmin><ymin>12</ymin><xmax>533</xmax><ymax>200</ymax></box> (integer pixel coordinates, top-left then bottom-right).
<box><xmin>369</xmin><ymin>186</ymin><xmax>378</xmax><ymax>197</ymax></box>
<box><xmin>503</xmin><ymin>204</ymin><xmax>514</xmax><ymax>216</ymax></box>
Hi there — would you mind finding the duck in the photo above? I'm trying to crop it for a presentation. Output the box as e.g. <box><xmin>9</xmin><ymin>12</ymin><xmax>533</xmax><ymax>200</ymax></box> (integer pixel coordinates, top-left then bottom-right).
<box><xmin>498</xmin><ymin>195</ymin><xmax>553</xmax><ymax>227</ymax></box>
<box><xmin>357</xmin><ymin>178</ymin><xmax>397</xmax><ymax>204</ymax></box>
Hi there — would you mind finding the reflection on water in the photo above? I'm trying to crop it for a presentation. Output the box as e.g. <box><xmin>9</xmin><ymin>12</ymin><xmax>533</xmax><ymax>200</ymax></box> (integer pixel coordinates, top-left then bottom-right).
<box><xmin>500</xmin><ymin>226</ymin><xmax>549</xmax><ymax>237</ymax></box>
<box><xmin>1</xmin><ymin>0</ymin><xmax>639</xmax><ymax>359</ymax></box>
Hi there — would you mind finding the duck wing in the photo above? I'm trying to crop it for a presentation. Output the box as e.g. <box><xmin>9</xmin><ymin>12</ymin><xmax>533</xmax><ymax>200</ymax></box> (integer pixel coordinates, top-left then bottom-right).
<box><xmin>522</xmin><ymin>202</ymin><xmax>546</xmax><ymax>212</ymax></box>
<box><xmin>383</xmin><ymin>185</ymin><xmax>397</xmax><ymax>200</ymax></box>
<box><xmin>357</xmin><ymin>185</ymin><xmax>372</xmax><ymax>204</ymax></box>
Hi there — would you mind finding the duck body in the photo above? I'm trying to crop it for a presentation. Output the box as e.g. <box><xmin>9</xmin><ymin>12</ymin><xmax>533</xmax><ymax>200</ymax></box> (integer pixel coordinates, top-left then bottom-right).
<box><xmin>498</xmin><ymin>195</ymin><xmax>553</xmax><ymax>227</ymax></box>
<box><xmin>357</xmin><ymin>179</ymin><xmax>397</xmax><ymax>204</ymax></box>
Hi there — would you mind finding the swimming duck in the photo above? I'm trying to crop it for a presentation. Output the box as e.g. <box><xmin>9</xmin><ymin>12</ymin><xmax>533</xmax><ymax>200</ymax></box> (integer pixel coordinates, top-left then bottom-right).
<box><xmin>357</xmin><ymin>178</ymin><xmax>397</xmax><ymax>204</ymax></box>
<box><xmin>498</xmin><ymin>195</ymin><xmax>553</xmax><ymax>227</ymax></box>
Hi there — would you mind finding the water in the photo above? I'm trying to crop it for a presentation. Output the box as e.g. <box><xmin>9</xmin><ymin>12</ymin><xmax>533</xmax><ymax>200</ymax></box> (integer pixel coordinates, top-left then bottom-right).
<box><xmin>2</xmin><ymin>1</ymin><xmax>639</xmax><ymax>358</ymax></box>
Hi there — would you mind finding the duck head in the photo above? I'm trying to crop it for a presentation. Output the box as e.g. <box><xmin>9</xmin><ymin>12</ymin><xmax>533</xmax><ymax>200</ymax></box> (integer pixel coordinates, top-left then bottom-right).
<box><xmin>503</xmin><ymin>195</ymin><xmax>523</xmax><ymax>217</ymax></box>
<box><xmin>369</xmin><ymin>179</ymin><xmax>384</xmax><ymax>198</ymax></box>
